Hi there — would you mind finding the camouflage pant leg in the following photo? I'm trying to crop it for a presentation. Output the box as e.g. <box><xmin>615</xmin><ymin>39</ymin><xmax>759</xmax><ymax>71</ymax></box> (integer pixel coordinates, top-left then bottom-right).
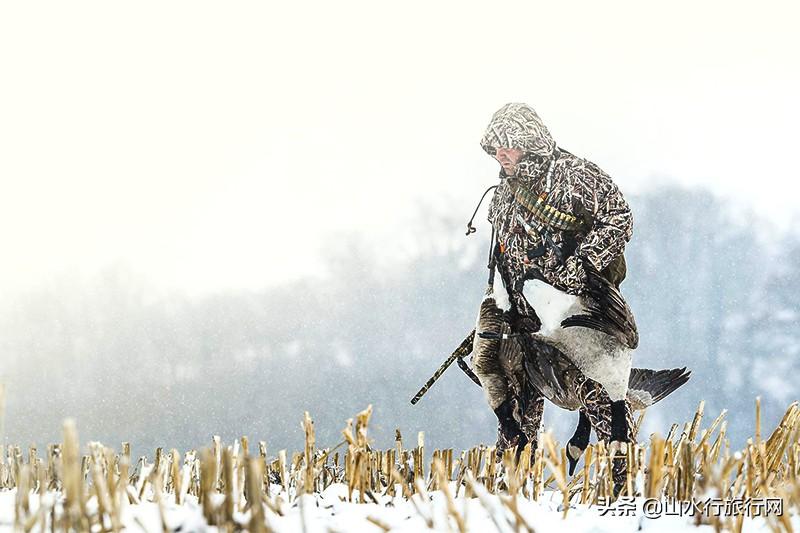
<box><xmin>576</xmin><ymin>378</ymin><xmax>636</xmax><ymax>490</ymax></box>
<box><xmin>519</xmin><ymin>390</ymin><xmax>544</xmax><ymax>450</ymax></box>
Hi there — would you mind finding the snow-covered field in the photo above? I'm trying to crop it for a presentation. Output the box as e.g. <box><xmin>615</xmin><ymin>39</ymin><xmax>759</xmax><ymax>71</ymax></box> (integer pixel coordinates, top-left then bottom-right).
<box><xmin>3</xmin><ymin>403</ymin><xmax>798</xmax><ymax>532</ymax></box>
<box><xmin>1</xmin><ymin>483</ymin><xmax>793</xmax><ymax>532</ymax></box>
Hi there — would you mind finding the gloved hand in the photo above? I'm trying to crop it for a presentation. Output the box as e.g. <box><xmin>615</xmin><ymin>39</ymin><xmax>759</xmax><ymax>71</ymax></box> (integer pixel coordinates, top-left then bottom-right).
<box><xmin>553</xmin><ymin>255</ymin><xmax>588</xmax><ymax>295</ymax></box>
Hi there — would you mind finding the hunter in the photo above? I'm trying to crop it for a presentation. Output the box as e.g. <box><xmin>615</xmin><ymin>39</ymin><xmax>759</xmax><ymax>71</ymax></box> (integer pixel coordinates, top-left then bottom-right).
<box><xmin>473</xmin><ymin>102</ymin><xmax>634</xmax><ymax>455</ymax></box>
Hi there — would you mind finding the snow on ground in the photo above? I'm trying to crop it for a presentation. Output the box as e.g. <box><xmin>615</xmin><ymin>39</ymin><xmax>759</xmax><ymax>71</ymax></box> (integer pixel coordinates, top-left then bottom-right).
<box><xmin>1</xmin><ymin>484</ymin><xmax>794</xmax><ymax>532</ymax></box>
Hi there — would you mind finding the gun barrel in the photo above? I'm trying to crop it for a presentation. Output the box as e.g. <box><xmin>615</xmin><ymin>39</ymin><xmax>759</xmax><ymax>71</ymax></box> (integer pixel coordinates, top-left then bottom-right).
<box><xmin>410</xmin><ymin>330</ymin><xmax>476</xmax><ymax>405</ymax></box>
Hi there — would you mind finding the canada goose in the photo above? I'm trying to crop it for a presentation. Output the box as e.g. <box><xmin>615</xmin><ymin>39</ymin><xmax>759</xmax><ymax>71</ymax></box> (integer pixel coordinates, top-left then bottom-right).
<box><xmin>519</xmin><ymin>259</ymin><xmax>640</xmax><ymax>457</ymax></box>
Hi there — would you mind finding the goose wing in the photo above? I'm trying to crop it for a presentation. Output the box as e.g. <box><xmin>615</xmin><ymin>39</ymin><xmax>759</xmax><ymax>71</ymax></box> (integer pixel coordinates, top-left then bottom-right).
<box><xmin>560</xmin><ymin>262</ymin><xmax>639</xmax><ymax>349</ymax></box>
<box><xmin>519</xmin><ymin>334</ymin><xmax>583</xmax><ymax>410</ymax></box>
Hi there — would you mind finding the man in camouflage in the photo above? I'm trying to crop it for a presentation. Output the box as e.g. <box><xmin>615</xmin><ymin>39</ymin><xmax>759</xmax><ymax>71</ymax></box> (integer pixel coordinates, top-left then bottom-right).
<box><xmin>471</xmin><ymin>102</ymin><xmax>634</xmax><ymax>456</ymax></box>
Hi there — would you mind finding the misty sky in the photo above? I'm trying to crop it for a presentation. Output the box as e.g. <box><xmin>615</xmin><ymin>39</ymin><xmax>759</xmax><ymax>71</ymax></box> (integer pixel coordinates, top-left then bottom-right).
<box><xmin>2</xmin><ymin>1</ymin><xmax>798</xmax><ymax>294</ymax></box>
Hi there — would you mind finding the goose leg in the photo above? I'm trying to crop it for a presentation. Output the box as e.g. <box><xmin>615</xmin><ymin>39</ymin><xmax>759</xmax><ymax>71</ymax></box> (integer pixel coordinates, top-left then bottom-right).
<box><xmin>566</xmin><ymin>409</ymin><xmax>591</xmax><ymax>475</ymax></box>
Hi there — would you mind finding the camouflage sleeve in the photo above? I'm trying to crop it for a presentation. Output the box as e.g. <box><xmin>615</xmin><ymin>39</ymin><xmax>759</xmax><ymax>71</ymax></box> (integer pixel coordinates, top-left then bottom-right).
<box><xmin>573</xmin><ymin>169</ymin><xmax>633</xmax><ymax>272</ymax></box>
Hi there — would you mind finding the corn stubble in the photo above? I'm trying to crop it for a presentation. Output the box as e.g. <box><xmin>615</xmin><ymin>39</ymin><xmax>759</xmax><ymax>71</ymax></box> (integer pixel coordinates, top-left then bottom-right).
<box><xmin>1</xmin><ymin>400</ymin><xmax>799</xmax><ymax>532</ymax></box>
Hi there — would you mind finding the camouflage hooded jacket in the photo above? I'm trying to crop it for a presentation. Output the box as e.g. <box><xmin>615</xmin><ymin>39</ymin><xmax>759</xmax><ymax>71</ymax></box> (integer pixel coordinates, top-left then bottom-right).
<box><xmin>481</xmin><ymin>103</ymin><xmax>633</xmax><ymax>298</ymax></box>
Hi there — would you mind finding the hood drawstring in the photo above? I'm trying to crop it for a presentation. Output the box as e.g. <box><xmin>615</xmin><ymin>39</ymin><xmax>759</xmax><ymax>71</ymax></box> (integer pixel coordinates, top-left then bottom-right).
<box><xmin>465</xmin><ymin>184</ymin><xmax>499</xmax><ymax>236</ymax></box>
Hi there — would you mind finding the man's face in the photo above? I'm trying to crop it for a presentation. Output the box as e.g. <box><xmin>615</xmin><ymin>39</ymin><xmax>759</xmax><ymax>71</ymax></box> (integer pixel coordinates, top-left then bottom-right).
<box><xmin>493</xmin><ymin>147</ymin><xmax>525</xmax><ymax>176</ymax></box>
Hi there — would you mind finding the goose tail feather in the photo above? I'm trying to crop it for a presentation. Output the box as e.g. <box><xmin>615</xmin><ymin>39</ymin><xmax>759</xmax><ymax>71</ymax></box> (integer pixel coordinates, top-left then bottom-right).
<box><xmin>627</xmin><ymin>367</ymin><xmax>691</xmax><ymax>410</ymax></box>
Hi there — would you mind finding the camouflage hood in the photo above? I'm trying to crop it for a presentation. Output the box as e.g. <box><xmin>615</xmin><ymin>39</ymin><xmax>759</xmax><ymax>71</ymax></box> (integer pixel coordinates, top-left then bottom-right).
<box><xmin>480</xmin><ymin>103</ymin><xmax>556</xmax><ymax>161</ymax></box>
